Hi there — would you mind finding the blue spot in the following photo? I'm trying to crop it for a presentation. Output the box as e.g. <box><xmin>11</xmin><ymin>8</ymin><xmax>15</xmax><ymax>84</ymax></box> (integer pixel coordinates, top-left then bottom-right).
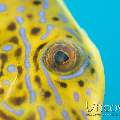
<box><xmin>7</xmin><ymin>65</ymin><xmax>16</xmax><ymax>72</ymax></box>
<box><xmin>2</xmin><ymin>45</ymin><xmax>12</xmax><ymax>51</ymax></box>
<box><xmin>81</xmin><ymin>110</ymin><xmax>88</xmax><ymax>120</ymax></box>
<box><xmin>65</xmin><ymin>27</ymin><xmax>81</xmax><ymax>41</ymax></box>
<box><xmin>47</xmin><ymin>25</ymin><xmax>53</xmax><ymax>31</ymax></box>
<box><xmin>44</xmin><ymin>0</ymin><xmax>49</xmax><ymax>9</ymax></box>
<box><xmin>73</xmin><ymin>92</ymin><xmax>80</xmax><ymax>102</ymax></box>
<box><xmin>59</xmin><ymin>13</ymin><xmax>68</xmax><ymax>22</ymax></box>
<box><xmin>39</xmin><ymin>11</ymin><xmax>46</xmax><ymax>23</ymax></box>
<box><xmin>3</xmin><ymin>80</ymin><xmax>10</xmax><ymax>85</ymax></box>
<box><xmin>16</xmin><ymin>16</ymin><xmax>23</xmax><ymax>24</ymax></box>
<box><xmin>40</xmin><ymin>18</ymin><xmax>46</xmax><ymax>23</ymax></box>
<box><xmin>41</xmin><ymin>32</ymin><xmax>49</xmax><ymax>40</ymax></box>
<box><xmin>39</xmin><ymin>11</ymin><xmax>45</xmax><ymax>16</ymax></box>
<box><xmin>17</xmin><ymin>6</ymin><xmax>24</xmax><ymax>12</ymax></box>
<box><xmin>30</xmin><ymin>91</ymin><xmax>36</xmax><ymax>103</ymax></box>
<box><xmin>86</xmin><ymin>88</ymin><xmax>91</xmax><ymax>96</ymax></box>
<box><xmin>0</xmin><ymin>4</ymin><xmax>6</xmax><ymax>12</ymax></box>
<box><xmin>40</xmin><ymin>25</ymin><xmax>53</xmax><ymax>40</ymax></box>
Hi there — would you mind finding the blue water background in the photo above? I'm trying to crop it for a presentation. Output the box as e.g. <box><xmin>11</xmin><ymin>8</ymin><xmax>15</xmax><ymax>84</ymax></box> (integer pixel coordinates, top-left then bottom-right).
<box><xmin>65</xmin><ymin>0</ymin><xmax>120</xmax><ymax>120</ymax></box>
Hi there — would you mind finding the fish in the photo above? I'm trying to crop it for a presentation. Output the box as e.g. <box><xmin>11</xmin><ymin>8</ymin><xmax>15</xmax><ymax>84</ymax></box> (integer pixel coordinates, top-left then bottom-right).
<box><xmin>0</xmin><ymin>0</ymin><xmax>105</xmax><ymax>120</ymax></box>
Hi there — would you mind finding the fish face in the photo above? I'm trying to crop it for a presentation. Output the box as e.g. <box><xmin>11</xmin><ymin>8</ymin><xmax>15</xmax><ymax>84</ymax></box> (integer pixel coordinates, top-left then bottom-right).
<box><xmin>0</xmin><ymin>0</ymin><xmax>105</xmax><ymax>120</ymax></box>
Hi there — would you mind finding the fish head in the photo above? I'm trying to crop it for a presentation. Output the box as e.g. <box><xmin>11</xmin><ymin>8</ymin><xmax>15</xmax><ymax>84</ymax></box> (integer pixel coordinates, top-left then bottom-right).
<box><xmin>0</xmin><ymin>0</ymin><xmax>105</xmax><ymax>120</ymax></box>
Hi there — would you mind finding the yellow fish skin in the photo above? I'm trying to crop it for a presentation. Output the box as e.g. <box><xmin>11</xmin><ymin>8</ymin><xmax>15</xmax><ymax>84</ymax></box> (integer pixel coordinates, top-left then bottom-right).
<box><xmin>0</xmin><ymin>0</ymin><xmax>105</xmax><ymax>120</ymax></box>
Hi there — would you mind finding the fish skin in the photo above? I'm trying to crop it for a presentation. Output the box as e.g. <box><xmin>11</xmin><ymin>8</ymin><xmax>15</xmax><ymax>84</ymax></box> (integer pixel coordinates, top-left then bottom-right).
<box><xmin>0</xmin><ymin>0</ymin><xmax>105</xmax><ymax>120</ymax></box>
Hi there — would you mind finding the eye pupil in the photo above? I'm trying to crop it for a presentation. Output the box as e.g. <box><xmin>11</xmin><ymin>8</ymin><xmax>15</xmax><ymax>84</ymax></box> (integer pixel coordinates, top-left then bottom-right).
<box><xmin>54</xmin><ymin>51</ymin><xmax>69</xmax><ymax>65</ymax></box>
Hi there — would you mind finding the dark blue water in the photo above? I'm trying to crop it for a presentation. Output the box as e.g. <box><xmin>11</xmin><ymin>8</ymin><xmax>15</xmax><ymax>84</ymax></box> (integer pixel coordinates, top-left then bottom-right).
<box><xmin>65</xmin><ymin>0</ymin><xmax>120</xmax><ymax>120</ymax></box>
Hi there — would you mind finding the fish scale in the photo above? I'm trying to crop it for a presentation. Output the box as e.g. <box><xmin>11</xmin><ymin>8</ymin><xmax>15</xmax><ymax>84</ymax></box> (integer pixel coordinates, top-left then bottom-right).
<box><xmin>0</xmin><ymin>0</ymin><xmax>105</xmax><ymax>120</ymax></box>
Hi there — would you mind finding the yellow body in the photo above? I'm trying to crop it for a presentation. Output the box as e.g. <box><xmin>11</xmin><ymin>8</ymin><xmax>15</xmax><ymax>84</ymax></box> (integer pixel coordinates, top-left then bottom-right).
<box><xmin>0</xmin><ymin>0</ymin><xmax>105</xmax><ymax>120</ymax></box>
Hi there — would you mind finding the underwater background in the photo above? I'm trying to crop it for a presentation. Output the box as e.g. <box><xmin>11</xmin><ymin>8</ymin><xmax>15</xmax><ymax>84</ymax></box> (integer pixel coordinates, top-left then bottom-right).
<box><xmin>64</xmin><ymin>0</ymin><xmax>120</xmax><ymax>120</ymax></box>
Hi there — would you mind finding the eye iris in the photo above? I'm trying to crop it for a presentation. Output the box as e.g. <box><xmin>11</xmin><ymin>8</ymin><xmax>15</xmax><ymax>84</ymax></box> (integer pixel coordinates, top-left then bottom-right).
<box><xmin>54</xmin><ymin>51</ymin><xmax>69</xmax><ymax>65</ymax></box>
<box><xmin>43</xmin><ymin>41</ymin><xmax>86</xmax><ymax>75</ymax></box>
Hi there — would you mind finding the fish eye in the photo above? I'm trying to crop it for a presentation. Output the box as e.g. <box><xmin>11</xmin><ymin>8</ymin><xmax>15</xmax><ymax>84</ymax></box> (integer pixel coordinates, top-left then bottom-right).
<box><xmin>42</xmin><ymin>40</ymin><xmax>87</xmax><ymax>76</ymax></box>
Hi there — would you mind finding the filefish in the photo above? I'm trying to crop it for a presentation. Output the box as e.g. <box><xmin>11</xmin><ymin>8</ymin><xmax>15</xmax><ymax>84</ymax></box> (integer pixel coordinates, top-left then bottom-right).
<box><xmin>0</xmin><ymin>0</ymin><xmax>105</xmax><ymax>120</ymax></box>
